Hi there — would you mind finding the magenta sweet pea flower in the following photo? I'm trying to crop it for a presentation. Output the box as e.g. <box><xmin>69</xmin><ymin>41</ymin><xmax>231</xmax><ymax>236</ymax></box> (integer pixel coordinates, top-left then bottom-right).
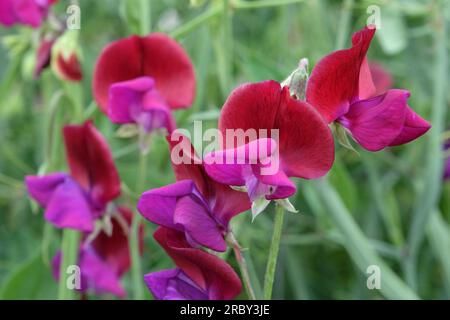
<box><xmin>92</xmin><ymin>33</ymin><xmax>195</xmax><ymax>135</ymax></box>
<box><xmin>138</xmin><ymin>136</ymin><xmax>251</xmax><ymax>252</ymax></box>
<box><xmin>25</xmin><ymin>121</ymin><xmax>121</xmax><ymax>232</ymax></box>
<box><xmin>201</xmin><ymin>80</ymin><xmax>334</xmax><ymax>209</ymax></box>
<box><xmin>52</xmin><ymin>207</ymin><xmax>144</xmax><ymax>298</ymax></box>
<box><xmin>306</xmin><ymin>26</ymin><xmax>431</xmax><ymax>151</ymax></box>
<box><xmin>144</xmin><ymin>227</ymin><xmax>242</xmax><ymax>300</ymax></box>
<box><xmin>0</xmin><ymin>0</ymin><xmax>57</xmax><ymax>28</ymax></box>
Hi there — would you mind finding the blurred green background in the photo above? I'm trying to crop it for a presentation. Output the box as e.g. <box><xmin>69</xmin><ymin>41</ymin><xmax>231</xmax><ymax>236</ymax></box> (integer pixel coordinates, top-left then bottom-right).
<box><xmin>0</xmin><ymin>0</ymin><xmax>449</xmax><ymax>299</ymax></box>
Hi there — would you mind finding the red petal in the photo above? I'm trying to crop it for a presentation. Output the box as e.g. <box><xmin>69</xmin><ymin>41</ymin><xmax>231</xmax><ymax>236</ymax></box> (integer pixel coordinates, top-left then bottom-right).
<box><xmin>219</xmin><ymin>81</ymin><xmax>334</xmax><ymax>179</ymax></box>
<box><xmin>63</xmin><ymin>121</ymin><xmax>121</xmax><ymax>206</ymax></box>
<box><xmin>277</xmin><ymin>88</ymin><xmax>335</xmax><ymax>178</ymax></box>
<box><xmin>154</xmin><ymin>227</ymin><xmax>242</xmax><ymax>300</ymax></box>
<box><xmin>54</xmin><ymin>52</ymin><xmax>83</xmax><ymax>82</ymax></box>
<box><xmin>369</xmin><ymin>61</ymin><xmax>393</xmax><ymax>96</ymax></box>
<box><xmin>219</xmin><ymin>80</ymin><xmax>281</xmax><ymax>135</ymax></box>
<box><xmin>93</xmin><ymin>33</ymin><xmax>195</xmax><ymax>113</ymax></box>
<box><xmin>141</xmin><ymin>33</ymin><xmax>196</xmax><ymax>110</ymax></box>
<box><xmin>92</xmin><ymin>207</ymin><xmax>144</xmax><ymax>276</ymax></box>
<box><xmin>306</xmin><ymin>27</ymin><xmax>376</xmax><ymax>122</ymax></box>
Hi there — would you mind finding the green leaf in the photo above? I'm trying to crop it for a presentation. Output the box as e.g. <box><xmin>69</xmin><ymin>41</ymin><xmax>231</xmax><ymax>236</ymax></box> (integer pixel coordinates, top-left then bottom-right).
<box><xmin>1</xmin><ymin>253</ymin><xmax>57</xmax><ymax>299</ymax></box>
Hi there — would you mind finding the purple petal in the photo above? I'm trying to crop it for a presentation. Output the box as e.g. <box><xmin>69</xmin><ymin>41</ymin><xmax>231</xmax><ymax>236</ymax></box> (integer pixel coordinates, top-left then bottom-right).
<box><xmin>108</xmin><ymin>76</ymin><xmax>175</xmax><ymax>133</ymax></box>
<box><xmin>341</xmin><ymin>89</ymin><xmax>409</xmax><ymax>152</ymax></box>
<box><xmin>254</xmin><ymin>166</ymin><xmax>297</xmax><ymax>200</ymax></box>
<box><xmin>0</xmin><ymin>0</ymin><xmax>16</xmax><ymax>26</ymax></box>
<box><xmin>25</xmin><ymin>173</ymin><xmax>68</xmax><ymax>207</ymax></box>
<box><xmin>388</xmin><ymin>105</ymin><xmax>431</xmax><ymax>146</ymax></box>
<box><xmin>108</xmin><ymin>77</ymin><xmax>155</xmax><ymax>123</ymax></box>
<box><xmin>138</xmin><ymin>180</ymin><xmax>226</xmax><ymax>251</ymax></box>
<box><xmin>52</xmin><ymin>247</ymin><xmax>125</xmax><ymax>298</ymax></box>
<box><xmin>45</xmin><ymin>177</ymin><xmax>95</xmax><ymax>232</ymax></box>
<box><xmin>203</xmin><ymin>138</ymin><xmax>277</xmax><ymax>187</ymax></box>
<box><xmin>144</xmin><ymin>269</ymin><xmax>208</xmax><ymax>300</ymax></box>
<box><xmin>174</xmin><ymin>196</ymin><xmax>227</xmax><ymax>252</ymax></box>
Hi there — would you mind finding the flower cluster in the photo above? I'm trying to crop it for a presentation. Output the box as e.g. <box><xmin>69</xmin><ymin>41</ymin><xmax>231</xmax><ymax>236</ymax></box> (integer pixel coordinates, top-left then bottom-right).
<box><xmin>26</xmin><ymin>121</ymin><xmax>143</xmax><ymax>297</ymax></box>
<box><xmin>0</xmin><ymin>0</ymin><xmax>83</xmax><ymax>81</ymax></box>
<box><xmin>22</xmin><ymin>16</ymin><xmax>431</xmax><ymax>300</ymax></box>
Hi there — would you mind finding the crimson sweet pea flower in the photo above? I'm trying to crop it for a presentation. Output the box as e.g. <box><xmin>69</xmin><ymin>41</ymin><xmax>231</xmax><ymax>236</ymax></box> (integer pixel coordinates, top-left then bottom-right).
<box><xmin>52</xmin><ymin>207</ymin><xmax>144</xmax><ymax>297</ymax></box>
<box><xmin>306</xmin><ymin>26</ymin><xmax>431</xmax><ymax>151</ymax></box>
<box><xmin>201</xmin><ymin>80</ymin><xmax>334</xmax><ymax>214</ymax></box>
<box><xmin>0</xmin><ymin>0</ymin><xmax>57</xmax><ymax>28</ymax></box>
<box><xmin>53</xmin><ymin>50</ymin><xmax>83</xmax><ymax>82</ymax></box>
<box><xmin>137</xmin><ymin>135</ymin><xmax>250</xmax><ymax>252</ymax></box>
<box><xmin>92</xmin><ymin>33</ymin><xmax>195</xmax><ymax>135</ymax></box>
<box><xmin>144</xmin><ymin>227</ymin><xmax>242</xmax><ymax>300</ymax></box>
<box><xmin>25</xmin><ymin>121</ymin><xmax>120</xmax><ymax>232</ymax></box>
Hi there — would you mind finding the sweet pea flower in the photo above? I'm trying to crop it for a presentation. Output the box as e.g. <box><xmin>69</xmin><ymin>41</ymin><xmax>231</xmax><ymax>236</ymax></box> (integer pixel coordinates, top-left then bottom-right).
<box><xmin>306</xmin><ymin>26</ymin><xmax>431</xmax><ymax>151</ymax></box>
<box><xmin>0</xmin><ymin>0</ymin><xmax>57</xmax><ymax>28</ymax></box>
<box><xmin>92</xmin><ymin>33</ymin><xmax>195</xmax><ymax>135</ymax></box>
<box><xmin>137</xmin><ymin>135</ymin><xmax>251</xmax><ymax>252</ymax></box>
<box><xmin>201</xmin><ymin>80</ymin><xmax>334</xmax><ymax>215</ymax></box>
<box><xmin>52</xmin><ymin>207</ymin><xmax>144</xmax><ymax>298</ymax></box>
<box><xmin>53</xmin><ymin>50</ymin><xmax>82</xmax><ymax>82</ymax></box>
<box><xmin>25</xmin><ymin>121</ymin><xmax>121</xmax><ymax>232</ymax></box>
<box><xmin>144</xmin><ymin>227</ymin><xmax>242</xmax><ymax>300</ymax></box>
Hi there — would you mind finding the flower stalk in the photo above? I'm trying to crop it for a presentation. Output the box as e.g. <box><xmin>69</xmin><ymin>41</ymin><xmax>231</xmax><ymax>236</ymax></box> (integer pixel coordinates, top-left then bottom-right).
<box><xmin>263</xmin><ymin>204</ymin><xmax>285</xmax><ymax>300</ymax></box>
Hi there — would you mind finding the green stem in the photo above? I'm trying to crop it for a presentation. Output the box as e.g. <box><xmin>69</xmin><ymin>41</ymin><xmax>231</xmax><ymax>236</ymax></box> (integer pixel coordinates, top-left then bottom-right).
<box><xmin>263</xmin><ymin>204</ymin><xmax>285</xmax><ymax>300</ymax></box>
<box><xmin>58</xmin><ymin>229</ymin><xmax>80</xmax><ymax>300</ymax></box>
<box><xmin>129</xmin><ymin>151</ymin><xmax>148</xmax><ymax>300</ymax></box>
<box><xmin>170</xmin><ymin>5</ymin><xmax>221</xmax><ymax>39</ymax></box>
<box><xmin>404</xmin><ymin>3</ymin><xmax>448</xmax><ymax>289</ymax></box>
<box><xmin>233</xmin><ymin>0</ymin><xmax>305</xmax><ymax>10</ymax></box>
<box><xmin>139</xmin><ymin>0</ymin><xmax>151</xmax><ymax>35</ymax></box>
<box><xmin>227</xmin><ymin>233</ymin><xmax>256</xmax><ymax>300</ymax></box>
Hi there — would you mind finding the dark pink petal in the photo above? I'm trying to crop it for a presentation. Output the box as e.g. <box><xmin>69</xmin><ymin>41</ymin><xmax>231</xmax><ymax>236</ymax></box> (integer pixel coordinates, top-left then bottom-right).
<box><xmin>45</xmin><ymin>177</ymin><xmax>94</xmax><ymax>232</ymax></box>
<box><xmin>369</xmin><ymin>62</ymin><xmax>393</xmax><ymax>96</ymax></box>
<box><xmin>52</xmin><ymin>247</ymin><xmax>125</xmax><ymax>298</ymax></box>
<box><xmin>203</xmin><ymin>138</ymin><xmax>276</xmax><ymax>187</ymax></box>
<box><xmin>277</xmin><ymin>88</ymin><xmax>335</xmax><ymax>179</ymax></box>
<box><xmin>154</xmin><ymin>227</ymin><xmax>242</xmax><ymax>300</ymax></box>
<box><xmin>92</xmin><ymin>207</ymin><xmax>143</xmax><ymax>276</ymax></box>
<box><xmin>138</xmin><ymin>180</ymin><xmax>226</xmax><ymax>252</ymax></box>
<box><xmin>306</xmin><ymin>27</ymin><xmax>376</xmax><ymax>122</ymax></box>
<box><xmin>342</xmin><ymin>89</ymin><xmax>409</xmax><ymax>151</ymax></box>
<box><xmin>63</xmin><ymin>121</ymin><xmax>121</xmax><ymax>208</ymax></box>
<box><xmin>14</xmin><ymin>0</ymin><xmax>45</xmax><ymax>28</ymax></box>
<box><xmin>0</xmin><ymin>0</ymin><xmax>16</xmax><ymax>26</ymax></box>
<box><xmin>388</xmin><ymin>105</ymin><xmax>431</xmax><ymax>146</ymax></box>
<box><xmin>92</xmin><ymin>33</ymin><xmax>195</xmax><ymax>113</ymax></box>
<box><xmin>145</xmin><ymin>269</ymin><xmax>208</xmax><ymax>300</ymax></box>
<box><xmin>108</xmin><ymin>77</ymin><xmax>175</xmax><ymax>133</ymax></box>
<box><xmin>25</xmin><ymin>173</ymin><xmax>67</xmax><ymax>207</ymax></box>
<box><xmin>169</xmin><ymin>134</ymin><xmax>251</xmax><ymax>225</ymax></box>
<box><xmin>204</xmin><ymin>138</ymin><xmax>296</xmax><ymax>201</ymax></box>
<box><xmin>254</xmin><ymin>167</ymin><xmax>296</xmax><ymax>200</ymax></box>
